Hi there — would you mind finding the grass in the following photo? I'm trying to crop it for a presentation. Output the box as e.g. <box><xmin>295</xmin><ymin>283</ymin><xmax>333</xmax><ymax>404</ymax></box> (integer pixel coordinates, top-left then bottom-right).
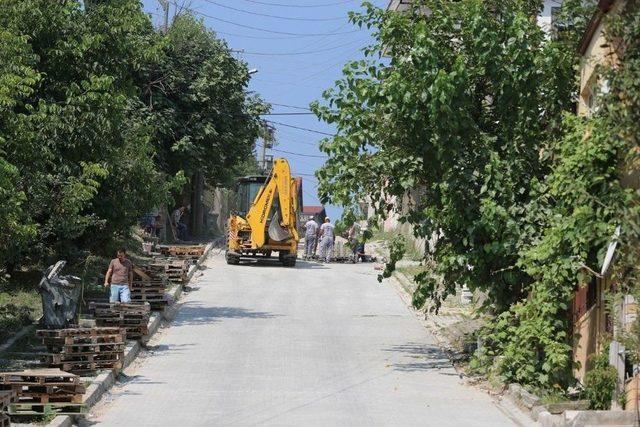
<box><xmin>396</xmin><ymin>265</ymin><xmax>428</xmax><ymax>277</ymax></box>
<box><xmin>0</xmin><ymin>271</ymin><xmax>42</xmax><ymax>343</ymax></box>
<box><xmin>370</xmin><ymin>229</ymin><xmax>424</xmax><ymax>262</ymax></box>
<box><xmin>539</xmin><ymin>392</ymin><xmax>570</xmax><ymax>405</ymax></box>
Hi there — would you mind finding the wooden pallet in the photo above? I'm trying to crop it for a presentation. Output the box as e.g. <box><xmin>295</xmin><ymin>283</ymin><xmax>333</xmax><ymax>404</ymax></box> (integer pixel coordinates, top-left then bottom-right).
<box><xmin>130</xmin><ymin>286</ymin><xmax>165</xmax><ymax>292</ymax></box>
<box><xmin>43</xmin><ymin>351</ymin><xmax>122</xmax><ymax>364</ymax></box>
<box><xmin>7</xmin><ymin>402</ymin><xmax>84</xmax><ymax>416</ymax></box>
<box><xmin>17</xmin><ymin>392</ymin><xmax>83</xmax><ymax>404</ymax></box>
<box><xmin>7</xmin><ymin>384</ymin><xmax>86</xmax><ymax>395</ymax></box>
<box><xmin>38</xmin><ymin>329</ymin><xmax>126</xmax><ymax>375</ymax></box>
<box><xmin>90</xmin><ymin>301</ymin><xmax>150</xmax><ymax>313</ymax></box>
<box><xmin>0</xmin><ymin>370</ymin><xmax>79</xmax><ymax>387</ymax></box>
<box><xmin>159</xmin><ymin>245</ymin><xmax>205</xmax><ymax>256</ymax></box>
<box><xmin>0</xmin><ymin>370</ymin><xmax>84</xmax><ymax>409</ymax></box>
<box><xmin>48</xmin><ymin>360</ymin><xmax>122</xmax><ymax>373</ymax></box>
<box><xmin>45</xmin><ymin>342</ymin><xmax>126</xmax><ymax>354</ymax></box>
<box><xmin>41</xmin><ymin>333</ymin><xmax>125</xmax><ymax>346</ymax></box>
<box><xmin>37</xmin><ymin>327</ymin><xmax>122</xmax><ymax>338</ymax></box>
<box><xmin>0</xmin><ymin>413</ymin><xmax>9</xmax><ymax>427</ymax></box>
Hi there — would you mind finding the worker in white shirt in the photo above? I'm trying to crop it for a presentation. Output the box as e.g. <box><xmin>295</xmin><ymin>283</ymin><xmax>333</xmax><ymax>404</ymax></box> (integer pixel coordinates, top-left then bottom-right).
<box><xmin>319</xmin><ymin>217</ymin><xmax>335</xmax><ymax>263</ymax></box>
<box><xmin>303</xmin><ymin>218</ymin><xmax>319</xmax><ymax>259</ymax></box>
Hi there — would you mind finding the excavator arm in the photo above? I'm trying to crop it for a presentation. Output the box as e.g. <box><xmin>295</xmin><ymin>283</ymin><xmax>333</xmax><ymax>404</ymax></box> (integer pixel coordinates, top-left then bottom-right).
<box><xmin>245</xmin><ymin>159</ymin><xmax>298</xmax><ymax>248</ymax></box>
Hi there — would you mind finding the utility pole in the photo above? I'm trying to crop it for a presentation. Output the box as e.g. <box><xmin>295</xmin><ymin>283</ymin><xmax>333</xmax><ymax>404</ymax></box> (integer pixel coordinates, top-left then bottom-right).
<box><xmin>159</xmin><ymin>0</ymin><xmax>170</xmax><ymax>33</ymax></box>
<box><xmin>260</xmin><ymin>142</ymin><xmax>267</xmax><ymax>173</ymax></box>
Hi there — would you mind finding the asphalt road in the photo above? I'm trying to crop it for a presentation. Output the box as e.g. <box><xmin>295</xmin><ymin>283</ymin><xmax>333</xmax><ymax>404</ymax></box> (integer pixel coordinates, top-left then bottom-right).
<box><xmin>85</xmin><ymin>254</ymin><xmax>516</xmax><ymax>426</ymax></box>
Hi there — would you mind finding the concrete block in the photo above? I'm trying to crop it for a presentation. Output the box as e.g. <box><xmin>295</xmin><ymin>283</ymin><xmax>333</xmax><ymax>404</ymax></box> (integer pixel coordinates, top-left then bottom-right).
<box><xmin>544</xmin><ymin>400</ymin><xmax>590</xmax><ymax>414</ymax></box>
<box><xmin>531</xmin><ymin>405</ymin><xmax>546</xmax><ymax>421</ymax></box>
<box><xmin>538</xmin><ymin>411</ymin><xmax>565</xmax><ymax>427</ymax></box>
<box><xmin>508</xmin><ymin>383</ymin><xmax>522</xmax><ymax>398</ymax></box>
<box><xmin>145</xmin><ymin>313</ymin><xmax>162</xmax><ymax>339</ymax></box>
<box><xmin>123</xmin><ymin>340</ymin><xmax>141</xmax><ymax>368</ymax></box>
<box><xmin>47</xmin><ymin>415</ymin><xmax>74</xmax><ymax>427</ymax></box>
<box><xmin>519</xmin><ymin>388</ymin><xmax>541</xmax><ymax>409</ymax></box>
<box><xmin>565</xmin><ymin>410</ymin><xmax>639</xmax><ymax>426</ymax></box>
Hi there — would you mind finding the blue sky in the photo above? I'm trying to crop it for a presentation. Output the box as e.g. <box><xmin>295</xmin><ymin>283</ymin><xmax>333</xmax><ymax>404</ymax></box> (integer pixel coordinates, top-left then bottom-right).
<box><xmin>141</xmin><ymin>0</ymin><xmax>387</xmax><ymax>220</ymax></box>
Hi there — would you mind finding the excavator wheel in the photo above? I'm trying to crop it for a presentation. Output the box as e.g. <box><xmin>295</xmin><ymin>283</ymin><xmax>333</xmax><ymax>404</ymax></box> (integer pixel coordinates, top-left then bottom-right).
<box><xmin>225</xmin><ymin>251</ymin><xmax>240</xmax><ymax>265</ymax></box>
<box><xmin>282</xmin><ymin>254</ymin><xmax>297</xmax><ymax>267</ymax></box>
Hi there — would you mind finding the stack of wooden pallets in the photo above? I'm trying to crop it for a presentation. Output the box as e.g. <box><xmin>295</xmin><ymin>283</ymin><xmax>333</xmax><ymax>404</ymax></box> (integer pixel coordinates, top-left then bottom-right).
<box><xmin>0</xmin><ymin>369</ymin><xmax>84</xmax><ymax>418</ymax></box>
<box><xmin>37</xmin><ymin>328</ymin><xmax>126</xmax><ymax>375</ymax></box>
<box><xmin>164</xmin><ymin>260</ymin><xmax>189</xmax><ymax>284</ymax></box>
<box><xmin>0</xmin><ymin>389</ymin><xmax>17</xmax><ymax>426</ymax></box>
<box><xmin>132</xmin><ymin>266</ymin><xmax>167</xmax><ymax>310</ymax></box>
<box><xmin>89</xmin><ymin>302</ymin><xmax>151</xmax><ymax>339</ymax></box>
<box><xmin>159</xmin><ymin>245</ymin><xmax>205</xmax><ymax>260</ymax></box>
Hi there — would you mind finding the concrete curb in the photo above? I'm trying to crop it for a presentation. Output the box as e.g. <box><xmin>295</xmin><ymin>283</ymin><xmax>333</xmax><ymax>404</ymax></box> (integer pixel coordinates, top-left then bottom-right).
<box><xmin>537</xmin><ymin>409</ymin><xmax>639</xmax><ymax>426</ymax></box>
<box><xmin>47</xmin><ymin>242</ymin><xmax>214</xmax><ymax>427</ymax></box>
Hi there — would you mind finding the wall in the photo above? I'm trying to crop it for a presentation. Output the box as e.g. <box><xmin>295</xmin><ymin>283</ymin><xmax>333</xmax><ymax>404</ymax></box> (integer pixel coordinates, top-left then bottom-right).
<box><xmin>573</xmin><ymin>305</ymin><xmax>600</xmax><ymax>382</ymax></box>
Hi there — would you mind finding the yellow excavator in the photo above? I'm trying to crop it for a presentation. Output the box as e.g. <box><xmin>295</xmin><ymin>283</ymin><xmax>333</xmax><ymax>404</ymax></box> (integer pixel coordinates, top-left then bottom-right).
<box><xmin>226</xmin><ymin>158</ymin><xmax>300</xmax><ymax>267</ymax></box>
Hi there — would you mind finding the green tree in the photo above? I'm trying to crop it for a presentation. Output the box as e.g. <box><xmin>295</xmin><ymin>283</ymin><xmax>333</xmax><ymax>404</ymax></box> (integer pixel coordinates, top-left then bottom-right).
<box><xmin>140</xmin><ymin>14</ymin><xmax>269</xmax><ymax>188</ymax></box>
<box><xmin>0</xmin><ymin>0</ymin><xmax>174</xmax><ymax>263</ymax></box>
<box><xmin>312</xmin><ymin>0</ymin><xmax>576</xmax><ymax>312</ymax></box>
<box><xmin>0</xmin><ymin>29</ymin><xmax>38</xmax><ymax>269</ymax></box>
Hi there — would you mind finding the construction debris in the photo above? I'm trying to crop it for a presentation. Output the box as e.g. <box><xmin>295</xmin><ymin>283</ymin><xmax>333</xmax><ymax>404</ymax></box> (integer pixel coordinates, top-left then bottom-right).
<box><xmin>0</xmin><ymin>369</ymin><xmax>85</xmax><ymax>417</ymax></box>
<box><xmin>37</xmin><ymin>328</ymin><xmax>126</xmax><ymax>375</ymax></box>
<box><xmin>89</xmin><ymin>302</ymin><xmax>151</xmax><ymax>340</ymax></box>
<box><xmin>39</xmin><ymin>261</ymin><xmax>82</xmax><ymax>329</ymax></box>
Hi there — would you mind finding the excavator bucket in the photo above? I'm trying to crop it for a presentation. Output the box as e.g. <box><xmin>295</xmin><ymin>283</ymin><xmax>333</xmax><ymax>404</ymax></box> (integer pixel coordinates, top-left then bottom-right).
<box><xmin>268</xmin><ymin>210</ymin><xmax>292</xmax><ymax>242</ymax></box>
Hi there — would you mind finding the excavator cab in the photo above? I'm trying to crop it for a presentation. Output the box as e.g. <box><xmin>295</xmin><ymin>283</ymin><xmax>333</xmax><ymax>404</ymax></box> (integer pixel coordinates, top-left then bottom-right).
<box><xmin>226</xmin><ymin>159</ymin><xmax>300</xmax><ymax>267</ymax></box>
<box><xmin>235</xmin><ymin>176</ymin><xmax>267</xmax><ymax>218</ymax></box>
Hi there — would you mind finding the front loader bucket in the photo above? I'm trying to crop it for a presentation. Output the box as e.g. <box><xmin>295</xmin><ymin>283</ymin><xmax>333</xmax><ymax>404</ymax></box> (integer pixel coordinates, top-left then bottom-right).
<box><xmin>268</xmin><ymin>211</ymin><xmax>292</xmax><ymax>242</ymax></box>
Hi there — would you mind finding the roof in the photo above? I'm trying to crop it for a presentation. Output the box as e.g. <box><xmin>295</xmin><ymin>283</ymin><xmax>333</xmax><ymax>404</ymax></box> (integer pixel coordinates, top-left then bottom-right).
<box><xmin>387</xmin><ymin>0</ymin><xmax>413</xmax><ymax>12</ymax></box>
<box><xmin>303</xmin><ymin>206</ymin><xmax>325</xmax><ymax>215</ymax></box>
<box><xmin>578</xmin><ymin>0</ymin><xmax>616</xmax><ymax>55</ymax></box>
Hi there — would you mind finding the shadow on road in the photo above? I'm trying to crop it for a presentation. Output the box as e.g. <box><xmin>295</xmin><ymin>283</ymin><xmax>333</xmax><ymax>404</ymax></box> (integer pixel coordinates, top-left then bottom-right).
<box><xmin>383</xmin><ymin>342</ymin><xmax>452</xmax><ymax>372</ymax></box>
<box><xmin>142</xmin><ymin>343</ymin><xmax>196</xmax><ymax>356</ymax></box>
<box><xmin>171</xmin><ymin>302</ymin><xmax>281</xmax><ymax>326</ymax></box>
<box><xmin>236</xmin><ymin>258</ymin><xmax>329</xmax><ymax>269</ymax></box>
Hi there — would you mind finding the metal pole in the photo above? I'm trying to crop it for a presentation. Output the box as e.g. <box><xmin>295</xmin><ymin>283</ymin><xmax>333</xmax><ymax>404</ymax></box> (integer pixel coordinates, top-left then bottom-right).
<box><xmin>261</xmin><ymin>141</ymin><xmax>267</xmax><ymax>173</ymax></box>
<box><xmin>159</xmin><ymin>0</ymin><xmax>169</xmax><ymax>32</ymax></box>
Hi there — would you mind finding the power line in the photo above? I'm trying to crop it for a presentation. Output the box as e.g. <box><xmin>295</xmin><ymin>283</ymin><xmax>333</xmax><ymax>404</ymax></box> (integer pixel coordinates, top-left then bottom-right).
<box><xmin>213</xmin><ymin>30</ymin><xmax>328</xmax><ymax>40</ymax></box>
<box><xmin>252</xmin><ymin>78</ymin><xmax>326</xmax><ymax>90</ymax></box>
<box><xmin>201</xmin><ymin>0</ymin><xmax>345</xmax><ymax>21</ymax></box>
<box><xmin>261</xmin><ymin>112</ymin><xmax>317</xmax><ymax>115</ymax></box>
<box><xmin>241</xmin><ymin>0</ymin><xmax>357</xmax><ymax>7</ymax></box>
<box><xmin>233</xmin><ymin>38</ymin><xmax>366</xmax><ymax>56</ymax></box>
<box><xmin>271</xmin><ymin>148</ymin><xmax>328</xmax><ymax>158</ymax></box>
<box><xmin>266</xmin><ymin>120</ymin><xmax>335</xmax><ymax>136</ymax></box>
<box><xmin>269</xmin><ymin>103</ymin><xmax>314</xmax><ymax>111</ymax></box>
<box><xmin>170</xmin><ymin>2</ymin><xmax>361</xmax><ymax>37</ymax></box>
<box><xmin>274</xmin><ymin>133</ymin><xmax>321</xmax><ymax>147</ymax></box>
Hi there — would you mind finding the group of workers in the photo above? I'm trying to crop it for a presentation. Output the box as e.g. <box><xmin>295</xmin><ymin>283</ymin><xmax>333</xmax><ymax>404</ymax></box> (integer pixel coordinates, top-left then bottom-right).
<box><xmin>140</xmin><ymin>205</ymin><xmax>190</xmax><ymax>241</ymax></box>
<box><xmin>303</xmin><ymin>217</ymin><xmax>362</xmax><ymax>263</ymax></box>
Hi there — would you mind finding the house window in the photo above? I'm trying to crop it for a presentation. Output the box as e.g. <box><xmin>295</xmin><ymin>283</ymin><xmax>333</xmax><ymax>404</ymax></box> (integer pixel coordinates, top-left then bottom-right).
<box><xmin>573</xmin><ymin>277</ymin><xmax>598</xmax><ymax>323</ymax></box>
<box><xmin>586</xmin><ymin>277</ymin><xmax>597</xmax><ymax>310</ymax></box>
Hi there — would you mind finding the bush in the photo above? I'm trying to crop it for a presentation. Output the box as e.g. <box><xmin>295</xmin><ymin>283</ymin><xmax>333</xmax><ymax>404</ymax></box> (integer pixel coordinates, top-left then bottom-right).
<box><xmin>583</xmin><ymin>351</ymin><xmax>618</xmax><ymax>410</ymax></box>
